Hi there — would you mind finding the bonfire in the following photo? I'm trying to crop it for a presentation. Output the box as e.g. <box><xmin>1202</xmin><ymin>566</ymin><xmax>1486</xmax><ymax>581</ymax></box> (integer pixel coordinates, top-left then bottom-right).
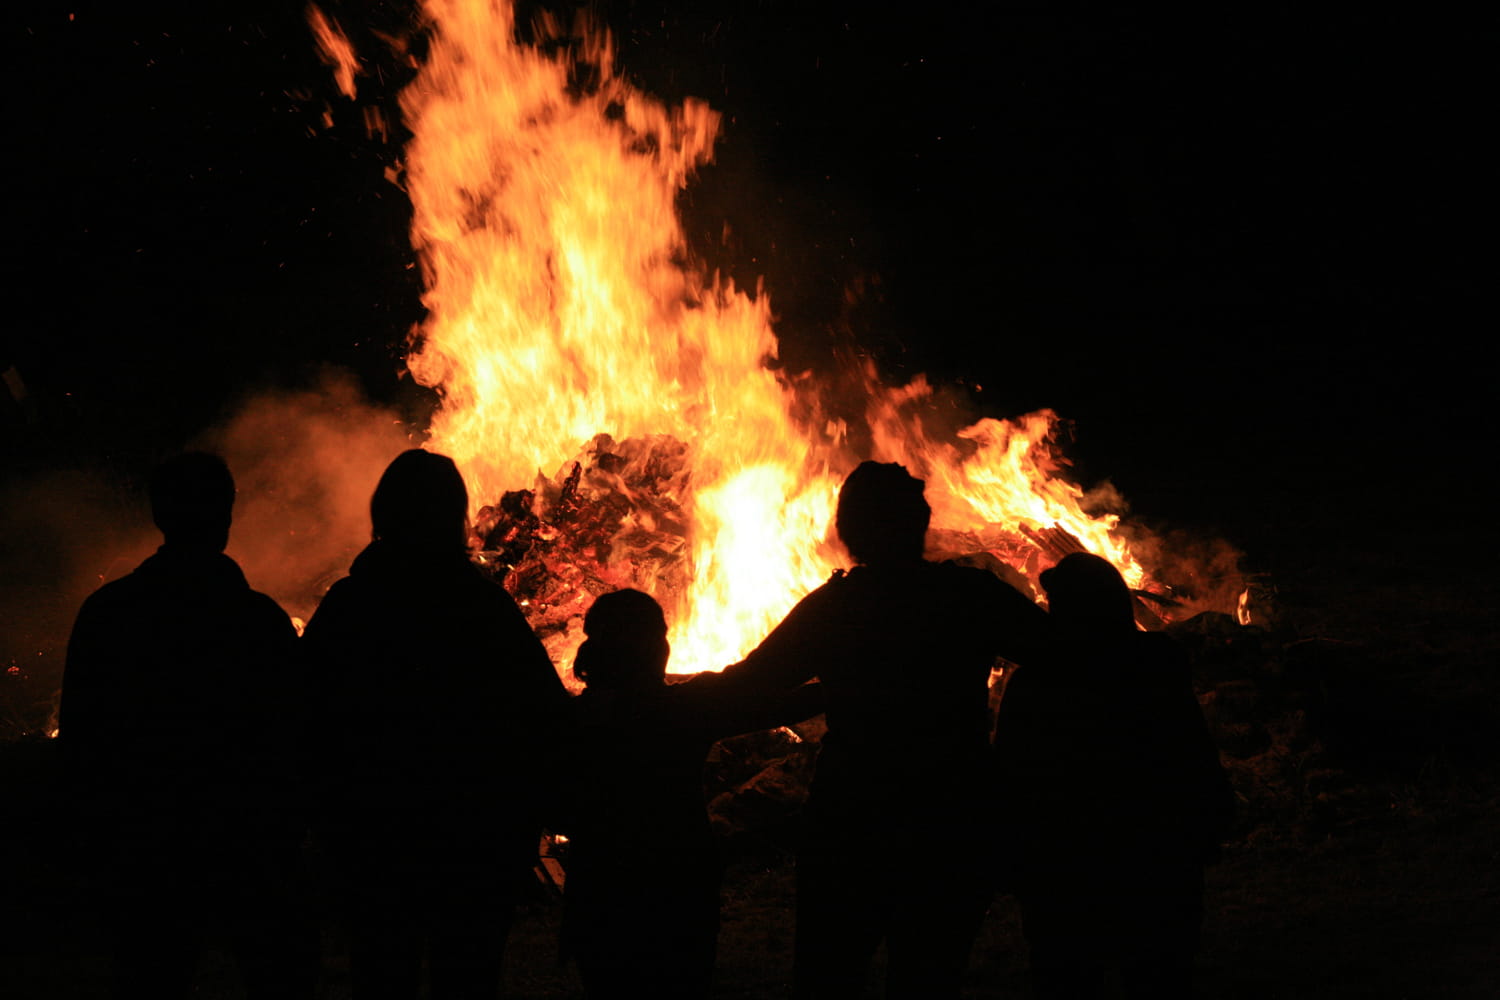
<box><xmin>310</xmin><ymin>0</ymin><xmax>1243</xmax><ymax>690</ymax></box>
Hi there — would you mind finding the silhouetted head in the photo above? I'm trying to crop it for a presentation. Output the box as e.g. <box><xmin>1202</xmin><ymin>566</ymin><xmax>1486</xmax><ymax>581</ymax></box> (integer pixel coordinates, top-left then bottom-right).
<box><xmin>149</xmin><ymin>452</ymin><xmax>235</xmax><ymax>551</ymax></box>
<box><xmin>370</xmin><ymin>449</ymin><xmax>469</xmax><ymax>552</ymax></box>
<box><xmin>1040</xmin><ymin>552</ymin><xmax>1138</xmax><ymax>636</ymax></box>
<box><xmin>836</xmin><ymin>461</ymin><xmax>930</xmax><ymax>566</ymax></box>
<box><xmin>573</xmin><ymin>588</ymin><xmax>670</xmax><ymax>692</ymax></box>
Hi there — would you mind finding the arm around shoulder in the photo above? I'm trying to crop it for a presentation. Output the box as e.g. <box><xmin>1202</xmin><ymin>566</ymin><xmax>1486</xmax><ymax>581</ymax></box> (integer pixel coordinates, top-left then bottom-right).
<box><xmin>980</xmin><ymin>570</ymin><xmax>1049</xmax><ymax>667</ymax></box>
<box><xmin>711</xmin><ymin>579</ymin><xmax>843</xmax><ymax>694</ymax></box>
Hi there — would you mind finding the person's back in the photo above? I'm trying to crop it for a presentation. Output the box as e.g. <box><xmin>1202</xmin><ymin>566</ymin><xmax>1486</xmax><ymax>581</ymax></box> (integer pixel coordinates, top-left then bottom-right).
<box><xmin>752</xmin><ymin>558</ymin><xmax>1036</xmax><ymax>840</ymax></box>
<box><xmin>560</xmin><ymin>588</ymin><xmax>823</xmax><ymax>999</ymax></box>
<box><xmin>64</xmin><ymin>543</ymin><xmax>302</xmax><ymax>835</ymax></box>
<box><xmin>994</xmin><ymin>552</ymin><xmax>1233</xmax><ymax>999</ymax></box>
<box><xmin>714</xmin><ymin>461</ymin><xmax>1048</xmax><ymax>999</ymax></box>
<box><xmin>60</xmin><ymin>452</ymin><xmax>313</xmax><ymax>999</ymax></box>
<box><xmin>303</xmin><ymin>448</ymin><xmax>569</xmax><ymax>1000</ymax></box>
<box><xmin>307</xmin><ymin>540</ymin><xmax>559</xmax><ymax>856</ymax></box>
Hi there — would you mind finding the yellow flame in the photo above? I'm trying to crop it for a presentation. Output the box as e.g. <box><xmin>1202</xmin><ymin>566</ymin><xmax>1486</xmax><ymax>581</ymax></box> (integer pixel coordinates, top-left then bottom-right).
<box><xmin>402</xmin><ymin>1</ymin><xmax>842</xmax><ymax>672</ymax></box>
<box><xmin>862</xmin><ymin>372</ymin><xmax>1144</xmax><ymax>589</ymax></box>
<box><xmin>397</xmin><ymin>1</ymin><xmax>1209</xmax><ymax>677</ymax></box>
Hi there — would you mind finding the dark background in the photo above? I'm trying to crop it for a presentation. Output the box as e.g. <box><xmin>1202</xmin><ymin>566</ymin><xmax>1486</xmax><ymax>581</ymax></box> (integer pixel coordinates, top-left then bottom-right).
<box><xmin>9</xmin><ymin>4</ymin><xmax>1489</xmax><ymax>529</ymax></box>
<box><xmin>4</xmin><ymin>6</ymin><xmax>1498</xmax><ymax>996</ymax></box>
<box><xmin>6</xmin><ymin>4</ymin><xmax>1494</xmax><ymax>689</ymax></box>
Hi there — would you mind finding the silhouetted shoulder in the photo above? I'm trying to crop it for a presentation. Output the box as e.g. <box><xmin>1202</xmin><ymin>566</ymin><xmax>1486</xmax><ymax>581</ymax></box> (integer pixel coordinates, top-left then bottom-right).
<box><xmin>301</xmin><ymin>573</ymin><xmax>378</xmax><ymax>637</ymax></box>
<box><xmin>1114</xmin><ymin>631</ymin><xmax>1195</xmax><ymax>710</ymax></box>
<box><xmin>1129</xmin><ymin>628</ymin><xmax>1189</xmax><ymax>663</ymax></box>
<box><xmin>67</xmin><ymin>577</ymin><xmax>135</xmax><ymax>636</ymax></box>
<box><xmin>713</xmin><ymin>571</ymin><xmax>850</xmax><ymax>688</ymax></box>
<box><xmin>930</xmin><ymin>559</ymin><xmax>1049</xmax><ymax>664</ymax></box>
<box><xmin>61</xmin><ymin>551</ymin><xmax>298</xmax><ymax>744</ymax></box>
<box><xmin>245</xmin><ymin>588</ymin><xmax>300</xmax><ymax>638</ymax></box>
<box><xmin>723</xmin><ymin>560</ymin><xmax>1046</xmax><ymax>692</ymax></box>
<box><xmin>308</xmin><ymin>542</ymin><xmax>534</xmax><ymax>629</ymax></box>
<box><xmin>304</xmin><ymin>574</ymin><xmax>357</xmax><ymax>617</ymax></box>
<box><xmin>307</xmin><ymin>546</ymin><xmax>560</xmax><ymax>696</ymax></box>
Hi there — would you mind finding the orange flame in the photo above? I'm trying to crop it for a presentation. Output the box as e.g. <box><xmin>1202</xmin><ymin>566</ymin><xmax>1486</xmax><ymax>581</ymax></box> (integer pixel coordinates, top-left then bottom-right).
<box><xmin>396</xmin><ymin>1</ymin><xmax>1206</xmax><ymax>678</ymax></box>
<box><xmin>862</xmin><ymin>373</ymin><xmax>1144</xmax><ymax>590</ymax></box>
<box><xmin>307</xmin><ymin>4</ymin><xmax>360</xmax><ymax>100</ymax></box>
<box><xmin>402</xmin><ymin>2</ymin><xmax>842</xmax><ymax>676</ymax></box>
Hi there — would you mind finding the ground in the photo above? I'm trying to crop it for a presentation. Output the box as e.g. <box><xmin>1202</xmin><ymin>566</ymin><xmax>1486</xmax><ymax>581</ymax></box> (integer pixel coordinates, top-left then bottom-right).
<box><xmin>5</xmin><ymin>501</ymin><xmax>1498</xmax><ymax>998</ymax></box>
<box><xmin>7</xmin><ymin>801</ymin><xmax>1497</xmax><ymax>998</ymax></box>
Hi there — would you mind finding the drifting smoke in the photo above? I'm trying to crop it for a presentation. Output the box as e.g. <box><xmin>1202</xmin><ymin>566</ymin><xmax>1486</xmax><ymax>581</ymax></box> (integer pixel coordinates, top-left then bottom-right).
<box><xmin>0</xmin><ymin>371</ymin><xmax>413</xmax><ymax>739</ymax></box>
<box><xmin>0</xmin><ymin>468</ymin><xmax>158</xmax><ymax>739</ymax></box>
<box><xmin>202</xmin><ymin>371</ymin><xmax>415</xmax><ymax>622</ymax></box>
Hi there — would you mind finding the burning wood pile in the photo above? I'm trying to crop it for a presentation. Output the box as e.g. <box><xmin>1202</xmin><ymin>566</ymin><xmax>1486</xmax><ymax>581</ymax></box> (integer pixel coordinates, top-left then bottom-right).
<box><xmin>304</xmin><ymin>0</ymin><xmax>1251</xmax><ymax>701</ymax></box>
<box><xmin>469</xmin><ymin>434</ymin><xmax>700</xmax><ymax>676</ymax></box>
<box><xmin>466</xmin><ymin>428</ymin><xmax>1215</xmax><ymax>691</ymax></box>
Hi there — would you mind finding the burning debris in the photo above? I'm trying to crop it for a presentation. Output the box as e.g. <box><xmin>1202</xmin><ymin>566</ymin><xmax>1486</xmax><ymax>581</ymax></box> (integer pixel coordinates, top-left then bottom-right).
<box><xmin>470</xmin><ymin>427</ymin><xmax>1224</xmax><ymax>695</ymax></box>
<box><xmin>469</xmin><ymin>434</ymin><xmax>699</xmax><ymax>681</ymax></box>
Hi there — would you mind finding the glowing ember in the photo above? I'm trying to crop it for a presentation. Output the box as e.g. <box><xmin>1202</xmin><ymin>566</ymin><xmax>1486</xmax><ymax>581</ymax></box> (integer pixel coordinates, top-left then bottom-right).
<box><xmin>324</xmin><ymin>1</ymin><xmax>1234</xmax><ymax>682</ymax></box>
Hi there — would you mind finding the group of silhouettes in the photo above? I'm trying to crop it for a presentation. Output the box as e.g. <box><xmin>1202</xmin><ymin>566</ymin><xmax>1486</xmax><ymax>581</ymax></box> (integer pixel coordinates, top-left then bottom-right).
<box><xmin>60</xmin><ymin>449</ymin><xmax>1234</xmax><ymax>1000</ymax></box>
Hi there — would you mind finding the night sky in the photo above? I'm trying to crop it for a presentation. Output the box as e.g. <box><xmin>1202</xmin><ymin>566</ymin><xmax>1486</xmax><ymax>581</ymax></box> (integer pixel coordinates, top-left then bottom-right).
<box><xmin>4</xmin><ymin>10</ymin><xmax>1495</xmax><ymax>994</ymax></box>
<box><xmin>7</xmin><ymin>4</ymin><xmax>1491</xmax><ymax>552</ymax></box>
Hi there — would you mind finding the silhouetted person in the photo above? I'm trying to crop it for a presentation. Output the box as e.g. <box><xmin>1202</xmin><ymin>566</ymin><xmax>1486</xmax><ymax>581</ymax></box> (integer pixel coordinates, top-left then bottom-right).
<box><xmin>59</xmin><ymin>451</ymin><xmax>316</xmax><ymax>999</ymax></box>
<box><xmin>558</xmin><ymin>589</ymin><xmax>823</xmax><ymax>999</ymax></box>
<box><xmin>709</xmin><ymin>461</ymin><xmax>1049</xmax><ymax>998</ymax></box>
<box><xmin>993</xmin><ymin>552</ymin><xmax>1234</xmax><ymax>999</ymax></box>
<box><xmin>303</xmin><ymin>448</ymin><xmax>569</xmax><ymax>1000</ymax></box>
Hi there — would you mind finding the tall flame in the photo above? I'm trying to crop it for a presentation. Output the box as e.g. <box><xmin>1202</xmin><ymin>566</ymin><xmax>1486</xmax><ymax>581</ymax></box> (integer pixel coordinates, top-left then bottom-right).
<box><xmin>388</xmin><ymin>1</ymin><xmax>1191</xmax><ymax>677</ymax></box>
<box><xmin>401</xmin><ymin>1</ymin><xmax>842</xmax><ymax>672</ymax></box>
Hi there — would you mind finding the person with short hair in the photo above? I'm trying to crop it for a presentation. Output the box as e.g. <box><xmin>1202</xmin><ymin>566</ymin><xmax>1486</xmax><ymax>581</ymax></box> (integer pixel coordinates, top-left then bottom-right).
<box><xmin>559</xmin><ymin>587</ymin><xmax>823</xmax><ymax>998</ymax></box>
<box><xmin>711</xmin><ymin>460</ymin><xmax>1049</xmax><ymax>999</ymax></box>
<box><xmin>60</xmin><ymin>451</ymin><xmax>316</xmax><ymax>999</ymax></box>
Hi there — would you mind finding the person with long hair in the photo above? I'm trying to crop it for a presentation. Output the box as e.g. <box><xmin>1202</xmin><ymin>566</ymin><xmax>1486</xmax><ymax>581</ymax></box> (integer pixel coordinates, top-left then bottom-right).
<box><xmin>304</xmin><ymin>449</ymin><xmax>569</xmax><ymax>999</ymax></box>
